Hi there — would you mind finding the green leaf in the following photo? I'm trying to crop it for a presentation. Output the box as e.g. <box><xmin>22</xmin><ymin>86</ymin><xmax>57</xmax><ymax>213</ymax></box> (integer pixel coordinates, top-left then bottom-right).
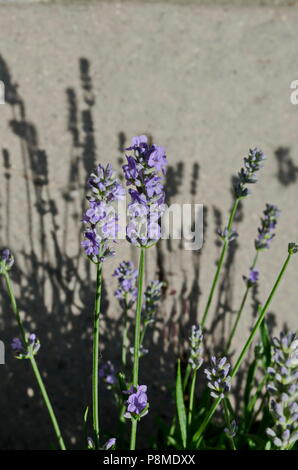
<box><xmin>83</xmin><ymin>405</ymin><xmax>89</xmax><ymax>448</ymax></box>
<box><xmin>176</xmin><ymin>359</ymin><xmax>187</xmax><ymax>448</ymax></box>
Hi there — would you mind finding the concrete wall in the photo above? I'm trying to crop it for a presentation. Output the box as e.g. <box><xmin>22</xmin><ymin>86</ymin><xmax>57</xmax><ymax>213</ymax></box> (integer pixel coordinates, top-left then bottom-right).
<box><xmin>0</xmin><ymin>0</ymin><xmax>298</xmax><ymax>449</ymax></box>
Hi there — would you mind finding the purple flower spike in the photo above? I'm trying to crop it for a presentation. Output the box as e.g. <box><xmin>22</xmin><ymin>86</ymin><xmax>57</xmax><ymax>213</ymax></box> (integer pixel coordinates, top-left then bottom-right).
<box><xmin>255</xmin><ymin>204</ymin><xmax>280</xmax><ymax>250</ymax></box>
<box><xmin>204</xmin><ymin>356</ymin><xmax>231</xmax><ymax>399</ymax></box>
<box><xmin>123</xmin><ymin>135</ymin><xmax>168</xmax><ymax>248</ymax></box>
<box><xmin>123</xmin><ymin>385</ymin><xmax>149</xmax><ymax>419</ymax></box>
<box><xmin>82</xmin><ymin>163</ymin><xmax>124</xmax><ymax>263</ymax></box>
<box><xmin>11</xmin><ymin>333</ymin><xmax>40</xmax><ymax>360</ymax></box>
<box><xmin>113</xmin><ymin>261</ymin><xmax>138</xmax><ymax>309</ymax></box>
<box><xmin>234</xmin><ymin>148</ymin><xmax>266</xmax><ymax>199</ymax></box>
<box><xmin>0</xmin><ymin>248</ymin><xmax>14</xmax><ymax>272</ymax></box>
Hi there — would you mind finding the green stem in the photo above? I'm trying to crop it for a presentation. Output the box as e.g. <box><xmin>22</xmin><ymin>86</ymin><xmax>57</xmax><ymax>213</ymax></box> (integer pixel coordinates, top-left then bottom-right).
<box><xmin>201</xmin><ymin>198</ymin><xmax>240</xmax><ymax>327</ymax></box>
<box><xmin>223</xmin><ymin>398</ymin><xmax>236</xmax><ymax>450</ymax></box>
<box><xmin>121</xmin><ymin>303</ymin><xmax>128</xmax><ymax>369</ymax></box>
<box><xmin>226</xmin><ymin>251</ymin><xmax>259</xmax><ymax>353</ymax></box>
<box><xmin>92</xmin><ymin>261</ymin><xmax>102</xmax><ymax>449</ymax></box>
<box><xmin>130</xmin><ymin>247</ymin><xmax>145</xmax><ymax>450</ymax></box>
<box><xmin>193</xmin><ymin>252</ymin><xmax>292</xmax><ymax>447</ymax></box>
<box><xmin>188</xmin><ymin>369</ymin><xmax>197</xmax><ymax>427</ymax></box>
<box><xmin>2</xmin><ymin>271</ymin><xmax>66</xmax><ymax>450</ymax></box>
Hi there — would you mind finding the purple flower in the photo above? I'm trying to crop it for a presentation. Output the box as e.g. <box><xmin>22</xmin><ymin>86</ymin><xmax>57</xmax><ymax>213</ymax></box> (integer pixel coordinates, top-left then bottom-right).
<box><xmin>11</xmin><ymin>338</ymin><xmax>24</xmax><ymax>355</ymax></box>
<box><xmin>255</xmin><ymin>204</ymin><xmax>280</xmax><ymax>250</ymax></box>
<box><xmin>243</xmin><ymin>268</ymin><xmax>259</xmax><ymax>287</ymax></box>
<box><xmin>88</xmin><ymin>163</ymin><xmax>125</xmax><ymax>202</ymax></box>
<box><xmin>81</xmin><ymin>229</ymin><xmax>101</xmax><ymax>257</ymax></box>
<box><xmin>103</xmin><ymin>438</ymin><xmax>116</xmax><ymax>450</ymax></box>
<box><xmin>11</xmin><ymin>333</ymin><xmax>40</xmax><ymax>359</ymax></box>
<box><xmin>124</xmin><ymin>385</ymin><xmax>148</xmax><ymax>418</ymax></box>
<box><xmin>123</xmin><ymin>156</ymin><xmax>140</xmax><ymax>182</ymax></box>
<box><xmin>123</xmin><ymin>135</ymin><xmax>168</xmax><ymax>247</ymax></box>
<box><xmin>83</xmin><ymin>200</ymin><xmax>107</xmax><ymax>225</ymax></box>
<box><xmin>99</xmin><ymin>361</ymin><xmax>117</xmax><ymax>386</ymax></box>
<box><xmin>148</xmin><ymin>146</ymin><xmax>167</xmax><ymax>174</ymax></box>
<box><xmin>113</xmin><ymin>261</ymin><xmax>138</xmax><ymax>309</ymax></box>
<box><xmin>0</xmin><ymin>248</ymin><xmax>14</xmax><ymax>272</ymax></box>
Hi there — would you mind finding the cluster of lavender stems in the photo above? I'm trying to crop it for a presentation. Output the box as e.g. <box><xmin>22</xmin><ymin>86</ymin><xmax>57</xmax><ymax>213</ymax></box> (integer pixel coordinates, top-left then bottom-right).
<box><xmin>201</xmin><ymin>148</ymin><xmax>266</xmax><ymax>328</ymax></box>
<box><xmin>192</xmin><ymin>243</ymin><xmax>298</xmax><ymax>447</ymax></box>
<box><xmin>225</xmin><ymin>203</ymin><xmax>280</xmax><ymax>353</ymax></box>
<box><xmin>0</xmin><ymin>249</ymin><xmax>66</xmax><ymax>450</ymax></box>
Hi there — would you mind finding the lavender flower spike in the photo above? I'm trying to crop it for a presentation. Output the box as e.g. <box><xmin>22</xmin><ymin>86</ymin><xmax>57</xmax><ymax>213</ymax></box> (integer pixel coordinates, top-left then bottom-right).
<box><xmin>11</xmin><ymin>333</ymin><xmax>40</xmax><ymax>360</ymax></box>
<box><xmin>81</xmin><ymin>163</ymin><xmax>124</xmax><ymax>263</ymax></box>
<box><xmin>266</xmin><ymin>331</ymin><xmax>298</xmax><ymax>449</ymax></box>
<box><xmin>123</xmin><ymin>135</ymin><xmax>168</xmax><ymax>248</ymax></box>
<box><xmin>189</xmin><ymin>325</ymin><xmax>204</xmax><ymax>370</ymax></box>
<box><xmin>142</xmin><ymin>280</ymin><xmax>163</xmax><ymax>324</ymax></box>
<box><xmin>255</xmin><ymin>204</ymin><xmax>280</xmax><ymax>250</ymax></box>
<box><xmin>204</xmin><ymin>356</ymin><xmax>232</xmax><ymax>399</ymax></box>
<box><xmin>234</xmin><ymin>148</ymin><xmax>266</xmax><ymax>199</ymax></box>
<box><xmin>113</xmin><ymin>261</ymin><xmax>138</xmax><ymax>309</ymax></box>
<box><xmin>0</xmin><ymin>248</ymin><xmax>14</xmax><ymax>273</ymax></box>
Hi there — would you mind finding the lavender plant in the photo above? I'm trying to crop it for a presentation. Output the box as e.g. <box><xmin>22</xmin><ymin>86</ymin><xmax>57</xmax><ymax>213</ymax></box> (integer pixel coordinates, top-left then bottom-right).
<box><xmin>82</xmin><ymin>163</ymin><xmax>125</xmax><ymax>448</ymax></box>
<box><xmin>123</xmin><ymin>135</ymin><xmax>168</xmax><ymax>450</ymax></box>
<box><xmin>2</xmin><ymin>140</ymin><xmax>298</xmax><ymax>452</ymax></box>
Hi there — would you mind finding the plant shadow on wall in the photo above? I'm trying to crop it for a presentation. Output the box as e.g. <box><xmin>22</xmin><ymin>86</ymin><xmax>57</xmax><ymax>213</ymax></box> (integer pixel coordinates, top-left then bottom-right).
<box><xmin>0</xmin><ymin>55</ymin><xmax>290</xmax><ymax>450</ymax></box>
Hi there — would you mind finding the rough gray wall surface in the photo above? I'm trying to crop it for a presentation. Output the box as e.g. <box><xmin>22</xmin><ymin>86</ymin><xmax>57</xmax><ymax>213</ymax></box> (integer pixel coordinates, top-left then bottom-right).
<box><xmin>0</xmin><ymin>2</ymin><xmax>298</xmax><ymax>449</ymax></box>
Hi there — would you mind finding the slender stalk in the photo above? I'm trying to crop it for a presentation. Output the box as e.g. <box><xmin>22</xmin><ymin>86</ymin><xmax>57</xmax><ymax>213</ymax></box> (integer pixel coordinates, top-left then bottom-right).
<box><xmin>193</xmin><ymin>252</ymin><xmax>292</xmax><ymax>447</ymax></box>
<box><xmin>223</xmin><ymin>398</ymin><xmax>236</xmax><ymax>450</ymax></box>
<box><xmin>121</xmin><ymin>302</ymin><xmax>129</xmax><ymax>369</ymax></box>
<box><xmin>130</xmin><ymin>247</ymin><xmax>145</xmax><ymax>450</ymax></box>
<box><xmin>226</xmin><ymin>287</ymin><xmax>249</xmax><ymax>353</ymax></box>
<box><xmin>201</xmin><ymin>198</ymin><xmax>240</xmax><ymax>327</ymax></box>
<box><xmin>2</xmin><ymin>271</ymin><xmax>66</xmax><ymax>450</ymax></box>
<box><xmin>92</xmin><ymin>261</ymin><xmax>102</xmax><ymax>448</ymax></box>
<box><xmin>188</xmin><ymin>369</ymin><xmax>197</xmax><ymax>427</ymax></box>
<box><xmin>225</xmin><ymin>251</ymin><xmax>259</xmax><ymax>352</ymax></box>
